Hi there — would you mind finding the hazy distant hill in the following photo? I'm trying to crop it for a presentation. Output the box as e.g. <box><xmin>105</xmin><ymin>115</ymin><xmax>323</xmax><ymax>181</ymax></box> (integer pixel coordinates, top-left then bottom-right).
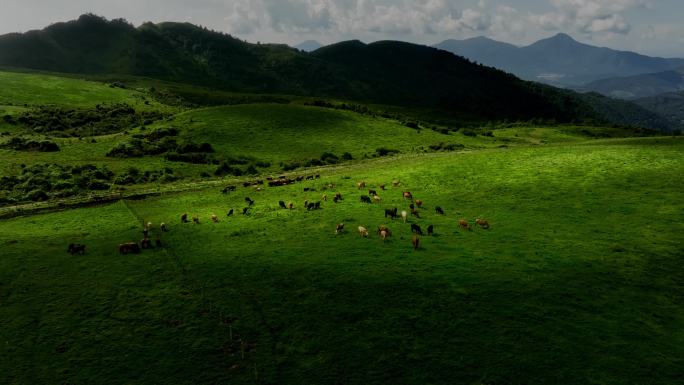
<box><xmin>435</xmin><ymin>33</ymin><xmax>684</xmax><ymax>86</ymax></box>
<box><xmin>293</xmin><ymin>40</ymin><xmax>323</xmax><ymax>52</ymax></box>
<box><xmin>581</xmin><ymin>67</ymin><xmax>684</xmax><ymax>99</ymax></box>
<box><xmin>635</xmin><ymin>91</ymin><xmax>684</xmax><ymax>130</ymax></box>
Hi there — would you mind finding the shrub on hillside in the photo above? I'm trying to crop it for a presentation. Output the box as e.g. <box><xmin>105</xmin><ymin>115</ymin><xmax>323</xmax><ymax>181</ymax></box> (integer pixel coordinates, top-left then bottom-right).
<box><xmin>0</xmin><ymin>136</ymin><xmax>60</xmax><ymax>152</ymax></box>
<box><xmin>375</xmin><ymin>147</ymin><xmax>400</xmax><ymax>157</ymax></box>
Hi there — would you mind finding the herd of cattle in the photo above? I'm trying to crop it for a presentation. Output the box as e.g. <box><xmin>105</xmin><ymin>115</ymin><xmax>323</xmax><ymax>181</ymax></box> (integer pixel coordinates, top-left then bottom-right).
<box><xmin>67</xmin><ymin>175</ymin><xmax>490</xmax><ymax>255</ymax></box>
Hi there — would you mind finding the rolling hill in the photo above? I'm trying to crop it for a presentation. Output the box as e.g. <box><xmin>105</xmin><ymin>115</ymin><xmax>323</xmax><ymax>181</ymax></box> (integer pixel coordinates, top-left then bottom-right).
<box><xmin>435</xmin><ymin>33</ymin><xmax>684</xmax><ymax>87</ymax></box>
<box><xmin>0</xmin><ymin>14</ymin><xmax>635</xmax><ymax>125</ymax></box>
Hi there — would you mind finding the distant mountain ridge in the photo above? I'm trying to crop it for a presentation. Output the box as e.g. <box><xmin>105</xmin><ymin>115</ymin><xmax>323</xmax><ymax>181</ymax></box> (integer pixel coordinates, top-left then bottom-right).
<box><xmin>293</xmin><ymin>40</ymin><xmax>323</xmax><ymax>52</ymax></box>
<box><xmin>580</xmin><ymin>67</ymin><xmax>684</xmax><ymax>99</ymax></box>
<box><xmin>435</xmin><ymin>34</ymin><xmax>684</xmax><ymax>86</ymax></box>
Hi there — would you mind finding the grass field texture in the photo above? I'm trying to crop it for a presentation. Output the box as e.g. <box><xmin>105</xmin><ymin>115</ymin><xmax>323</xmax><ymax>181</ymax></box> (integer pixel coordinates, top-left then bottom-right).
<box><xmin>1</xmin><ymin>138</ymin><xmax>682</xmax><ymax>384</ymax></box>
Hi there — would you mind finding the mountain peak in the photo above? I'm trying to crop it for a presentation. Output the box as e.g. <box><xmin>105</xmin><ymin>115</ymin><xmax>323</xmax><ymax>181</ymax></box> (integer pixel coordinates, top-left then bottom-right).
<box><xmin>551</xmin><ymin>32</ymin><xmax>576</xmax><ymax>42</ymax></box>
<box><xmin>293</xmin><ymin>40</ymin><xmax>323</xmax><ymax>52</ymax></box>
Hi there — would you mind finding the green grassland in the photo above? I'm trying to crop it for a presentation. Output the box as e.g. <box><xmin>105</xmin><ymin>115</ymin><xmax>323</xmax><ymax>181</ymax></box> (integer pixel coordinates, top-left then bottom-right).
<box><xmin>0</xmin><ymin>70</ymin><xmax>169</xmax><ymax>110</ymax></box>
<box><xmin>1</xmin><ymin>138</ymin><xmax>682</xmax><ymax>384</ymax></box>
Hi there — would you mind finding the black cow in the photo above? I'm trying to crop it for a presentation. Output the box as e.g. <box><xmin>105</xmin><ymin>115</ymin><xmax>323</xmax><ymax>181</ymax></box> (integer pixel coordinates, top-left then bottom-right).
<box><xmin>427</xmin><ymin>225</ymin><xmax>434</xmax><ymax>236</ymax></box>
<box><xmin>307</xmin><ymin>203</ymin><xmax>316</xmax><ymax>211</ymax></box>
<box><xmin>227</xmin><ymin>209</ymin><xmax>234</xmax><ymax>216</ymax></box>
<box><xmin>245</xmin><ymin>197</ymin><xmax>254</xmax><ymax>206</ymax></box>
<box><xmin>279</xmin><ymin>201</ymin><xmax>287</xmax><ymax>209</ymax></box>
<box><xmin>435</xmin><ymin>206</ymin><xmax>445</xmax><ymax>215</ymax></box>
<box><xmin>315</xmin><ymin>201</ymin><xmax>321</xmax><ymax>210</ymax></box>
<box><xmin>411</xmin><ymin>224</ymin><xmax>423</xmax><ymax>235</ymax></box>
<box><xmin>385</xmin><ymin>208</ymin><xmax>398</xmax><ymax>219</ymax></box>
<box><xmin>242</xmin><ymin>207</ymin><xmax>250</xmax><ymax>215</ymax></box>
<box><xmin>360</xmin><ymin>196</ymin><xmax>372</xmax><ymax>204</ymax></box>
<box><xmin>67</xmin><ymin>243</ymin><xmax>86</xmax><ymax>255</ymax></box>
<box><xmin>368</xmin><ymin>189</ymin><xmax>377</xmax><ymax>196</ymax></box>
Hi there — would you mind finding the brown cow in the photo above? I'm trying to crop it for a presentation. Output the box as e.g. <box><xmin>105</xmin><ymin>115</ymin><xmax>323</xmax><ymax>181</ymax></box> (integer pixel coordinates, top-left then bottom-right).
<box><xmin>412</xmin><ymin>235</ymin><xmax>420</xmax><ymax>251</ymax></box>
<box><xmin>476</xmin><ymin>219</ymin><xmax>491</xmax><ymax>229</ymax></box>
<box><xmin>211</xmin><ymin>214</ymin><xmax>219</xmax><ymax>223</ymax></box>
<box><xmin>119</xmin><ymin>242</ymin><xmax>141</xmax><ymax>254</ymax></box>
<box><xmin>459</xmin><ymin>219</ymin><xmax>471</xmax><ymax>231</ymax></box>
<box><xmin>403</xmin><ymin>191</ymin><xmax>413</xmax><ymax>201</ymax></box>
<box><xmin>379</xmin><ymin>184</ymin><xmax>386</xmax><ymax>191</ymax></box>
<box><xmin>193</xmin><ymin>216</ymin><xmax>200</xmax><ymax>224</ymax></box>
<box><xmin>392</xmin><ymin>180</ymin><xmax>401</xmax><ymax>187</ymax></box>
<box><xmin>335</xmin><ymin>223</ymin><xmax>345</xmax><ymax>234</ymax></box>
<box><xmin>357</xmin><ymin>181</ymin><xmax>366</xmax><ymax>189</ymax></box>
<box><xmin>415</xmin><ymin>200</ymin><xmax>423</xmax><ymax>208</ymax></box>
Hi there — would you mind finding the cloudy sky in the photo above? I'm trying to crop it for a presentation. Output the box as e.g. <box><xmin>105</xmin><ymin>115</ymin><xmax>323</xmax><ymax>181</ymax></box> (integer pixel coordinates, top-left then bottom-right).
<box><xmin>2</xmin><ymin>0</ymin><xmax>683</xmax><ymax>57</ymax></box>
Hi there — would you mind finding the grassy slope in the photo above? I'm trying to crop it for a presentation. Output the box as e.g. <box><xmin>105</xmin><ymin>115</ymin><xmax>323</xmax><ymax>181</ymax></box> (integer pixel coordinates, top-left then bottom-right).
<box><xmin>0</xmin><ymin>70</ymin><xmax>166</xmax><ymax>109</ymax></box>
<box><xmin>1</xmin><ymin>138</ymin><xmax>682</xmax><ymax>384</ymax></box>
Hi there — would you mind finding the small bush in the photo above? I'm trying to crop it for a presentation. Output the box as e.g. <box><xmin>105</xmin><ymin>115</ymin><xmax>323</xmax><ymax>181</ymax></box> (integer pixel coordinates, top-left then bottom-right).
<box><xmin>375</xmin><ymin>147</ymin><xmax>400</xmax><ymax>157</ymax></box>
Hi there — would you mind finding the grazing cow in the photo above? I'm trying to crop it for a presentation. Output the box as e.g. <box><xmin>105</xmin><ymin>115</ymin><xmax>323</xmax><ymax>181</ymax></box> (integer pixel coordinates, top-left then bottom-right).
<box><xmin>358</xmin><ymin>226</ymin><xmax>369</xmax><ymax>237</ymax></box>
<box><xmin>193</xmin><ymin>216</ymin><xmax>200</xmax><ymax>224</ymax></box>
<box><xmin>288</xmin><ymin>202</ymin><xmax>294</xmax><ymax>210</ymax></box>
<box><xmin>335</xmin><ymin>192</ymin><xmax>343</xmax><ymax>201</ymax></box>
<box><xmin>409</xmin><ymin>203</ymin><xmax>415</xmax><ymax>210</ymax></box>
<box><xmin>368</xmin><ymin>189</ymin><xmax>377</xmax><ymax>196</ymax></box>
<box><xmin>377</xmin><ymin>225</ymin><xmax>392</xmax><ymax>237</ymax></box>
<box><xmin>476</xmin><ymin>219</ymin><xmax>491</xmax><ymax>229</ymax></box>
<box><xmin>222</xmin><ymin>185</ymin><xmax>236</xmax><ymax>194</ymax></box>
<box><xmin>435</xmin><ymin>206</ymin><xmax>445</xmax><ymax>215</ymax></box>
<box><xmin>380</xmin><ymin>230</ymin><xmax>388</xmax><ymax>242</ymax></box>
<box><xmin>403</xmin><ymin>191</ymin><xmax>413</xmax><ymax>201</ymax></box>
<box><xmin>333</xmin><ymin>196</ymin><xmax>339</xmax><ymax>203</ymax></box>
<box><xmin>141</xmin><ymin>238</ymin><xmax>151</xmax><ymax>249</ymax></box>
<box><xmin>304</xmin><ymin>200</ymin><xmax>309</xmax><ymax>209</ymax></box>
<box><xmin>67</xmin><ymin>243</ymin><xmax>86</xmax><ymax>255</ymax></box>
<box><xmin>415</xmin><ymin>200</ymin><xmax>423</xmax><ymax>208</ymax></box>
<box><xmin>160</xmin><ymin>223</ymin><xmax>168</xmax><ymax>232</ymax></box>
<box><xmin>360</xmin><ymin>196</ymin><xmax>372</xmax><ymax>204</ymax></box>
<box><xmin>385</xmin><ymin>208</ymin><xmax>398</xmax><ymax>219</ymax></box>
<box><xmin>392</xmin><ymin>180</ymin><xmax>400</xmax><ymax>187</ymax></box>
<box><xmin>181</xmin><ymin>213</ymin><xmax>188</xmax><ymax>223</ymax></box>
<box><xmin>227</xmin><ymin>209</ymin><xmax>234</xmax><ymax>217</ymax></box>
<box><xmin>373</xmin><ymin>195</ymin><xmax>381</xmax><ymax>203</ymax></box>
<box><xmin>279</xmin><ymin>201</ymin><xmax>287</xmax><ymax>209</ymax></box>
<box><xmin>427</xmin><ymin>225</ymin><xmax>434</xmax><ymax>236</ymax></box>
<box><xmin>242</xmin><ymin>207</ymin><xmax>250</xmax><ymax>215</ymax></box>
<box><xmin>379</xmin><ymin>184</ymin><xmax>386</xmax><ymax>191</ymax></box>
<box><xmin>411</xmin><ymin>224</ymin><xmax>424</xmax><ymax>235</ymax></box>
<box><xmin>155</xmin><ymin>235</ymin><xmax>163</xmax><ymax>248</ymax></box>
<box><xmin>119</xmin><ymin>242</ymin><xmax>141</xmax><ymax>255</ymax></box>
<box><xmin>304</xmin><ymin>188</ymin><xmax>312</xmax><ymax>192</ymax></box>
<box><xmin>245</xmin><ymin>197</ymin><xmax>254</xmax><ymax>206</ymax></box>
<box><xmin>306</xmin><ymin>175</ymin><xmax>314</xmax><ymax>180</ymax></box>
<box><xmin>315</xmin><ymin>174</ymin><xmax>321</xmax><ymax>179</ymax></box>
<box><xmin>357</xmin><ymin>181</ymin><xmax>366</xmax><ymax>189</ymax></box>
<box><xmin>322</xmin><ymin>194</ymin><xmax>328</xmax><ymax>202</ymax></box>
<box><xmin>211</xmin><ymin>214</ymin><xmax>219</xmax><ymax>223</ymax></box>
<box><xmin>307</xmin><ymin>203</ymin><xmax>316</xmax><ymax>211</ymax></box>
<box><xmin>411</xmin><ymin>208</ymin><xmax>421</xmax><ymax>218</ymax></box>
<box><xmin>335</xmin><ymin>223</ymin><xmax>345</xmax><ymax>234</ymax></box>
<box><xmin>401</xmin><ymin>210</ymin><xmax>408</xmax><ymax>223</ymax></box>
<box><xmin>142</xmin><ymin>227</ymin><xmax>149</xmax><ymax>238</ymax></box>
<box><xmin>459</xmin><ymin>219</ymin><xmax>471</xmax><ymax>231</ymax></box>
<box><xmin>147</xmin><ymin>222</ymin><xmax>153</xmax><ymax>230</ymax></box>
<box><xmin>315</xmin><ymin>201</ymin><xmax>321</xmax><ymax>210</ymax></box>
<box><xmin>412</xmin><ymin>235</ymin><xmax>420</xmax><ymax>251</ymax></box>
